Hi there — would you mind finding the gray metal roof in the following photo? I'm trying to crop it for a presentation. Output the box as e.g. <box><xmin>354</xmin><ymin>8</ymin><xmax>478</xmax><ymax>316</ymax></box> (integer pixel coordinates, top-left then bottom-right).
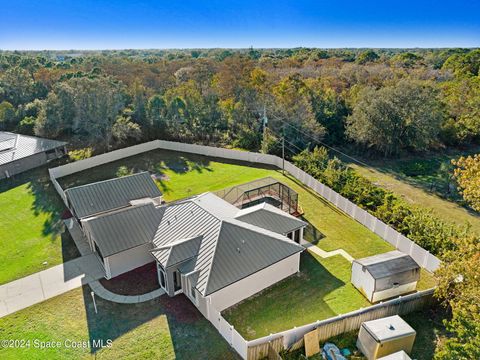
<box><xmin>362</xmin><ymin>315</ymin><xmax>416</xmax><ymax>342</ymax></box>
<box><xmin>354</xmin><ymin>251</ymin><xmax>420</xmax><ymax>279</ymax></box>
<box><xmin>152</xmin><ymin>235</ymin><xmax>203</xmax><ymax>268</ymax></box>
<box><xmin>204</xmin><ymin>219</ymin><xmax>304</xmax><ymax>295</ymax></box>
<box><xmin>0</xmin><ymin>131</ymin><xmax>67</xmax><ymax>166</ymax></box>
<box><xmin>152</xmin><ymin>192</ymin><xmax>304</xmax><ymax>296</ymax></box>
<box><xmin>235</xmin><ymin>202</ymin><xmax>307</xmax><ymax>234</ymax></box>
<box><xmin>65</xmin><ymin>172</ymin><xmax>162</xmax><ymax>219</ymax></box>
<box><xmin>84</xmin><ymin>203</ymin><xmax>163</xmax><ymax>257</ymax></box>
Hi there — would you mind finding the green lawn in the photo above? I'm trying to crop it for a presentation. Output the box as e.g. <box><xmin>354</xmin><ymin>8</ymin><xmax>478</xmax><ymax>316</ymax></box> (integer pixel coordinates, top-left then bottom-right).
<box><xmin>223</xmin><ymin>253</ymin><xmax>371</xmax><ymax>340</ymax></box>
<box><xmin>0</xmin><ymin>286</ymin><xmax>238</xmax><ymax>360</ymax></box>
<box><xmin>0</xmin><ymin>165</ymin><xmax>79</xmax><ymax>285</ymax></box>
<box><xmin>345</xmin><ymin>148</ymin><xmax>480</xmax><ymax>234</ymax></box>
<box><xmin>60</xmin><ymin>149</ymin><xmax>393</xmax><ymax>259</ymax></box>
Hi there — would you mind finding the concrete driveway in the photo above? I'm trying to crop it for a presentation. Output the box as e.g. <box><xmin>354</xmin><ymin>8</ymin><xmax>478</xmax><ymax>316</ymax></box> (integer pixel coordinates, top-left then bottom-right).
<box><xmin>0</xmin><ymin>254</ymin><xmax>105</xmax><ymax>318</ymax></box>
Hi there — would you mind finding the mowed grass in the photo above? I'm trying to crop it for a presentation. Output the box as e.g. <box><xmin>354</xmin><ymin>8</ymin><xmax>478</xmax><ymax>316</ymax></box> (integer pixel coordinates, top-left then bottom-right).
<box><xmin>223</xmin><ymin>253</ymin><xmax>371</xmax><ymax>340</ymax></box>
<box><xmin>60</xmin><ymin>149</ymin><xmax>392</xmax><ymax>259</ymax></box>
<box><xmin>0</xmin><ymin>165</ymin><xmax>79</xmax><ymax>285</ymax></box>
<box><xmin>346</xmin><ymin>149</ymin><xmax>480</xmax><ymax>234</ymax></box>
<box><xmin>0</xmin><ymin>286</ymin><xmax>238</xmax><ymax>360</ymax></box>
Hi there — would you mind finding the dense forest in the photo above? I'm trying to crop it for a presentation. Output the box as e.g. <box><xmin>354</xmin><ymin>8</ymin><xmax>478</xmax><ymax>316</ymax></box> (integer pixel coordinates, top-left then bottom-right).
<box><xmin>1</xmin><ymin>48</ymin><xmax>479</xmax><ymax>359</ymax></box>
<box><xmin>0</xmin><ymin>48</ymin><xmax>479</xmax><ymax>157</ymax></box>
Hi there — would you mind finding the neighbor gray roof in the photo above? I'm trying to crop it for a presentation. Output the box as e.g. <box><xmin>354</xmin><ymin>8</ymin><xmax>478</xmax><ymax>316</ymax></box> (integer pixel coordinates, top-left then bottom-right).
<box><xmin>65</xmin><ymin>172</ymin><xmax>162</xmax><ymax>219</ymax></box>
<box><xmin>0</xmin><ymin>131</ymin><xmax>67</xmax><ymax>166</ymax></box>
<box><xmin>235</xmin><ymin>202</ymin><xmax>307</xmax><ymax>235</ymax></box>
<box><xmin>362</xmin><ymin>315</ymin><xmax>416</xmax><ymax>342</ymax></box>
<box><xmin>151</xmin><ymin>192</ymin><xmax>305</xmax><ymax>296</ymax></box>
<box><xmin>354</xmin><ymin>251</ymin><xmax>420</xmax><ymax>279</ymax></box>
<box><xmin>84</xmin><ymin>203</ymin><xmax>163</xmax><ymax>257</ymax></box>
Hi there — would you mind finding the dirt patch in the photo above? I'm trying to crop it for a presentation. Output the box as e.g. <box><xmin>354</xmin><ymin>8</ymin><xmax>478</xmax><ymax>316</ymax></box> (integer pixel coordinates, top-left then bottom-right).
<box><xmin>159</xmin><ymin>294</ymin><xmax>202</xmax><ymax>324</ymax></box>
<box><xmin>100</xmin><ymin>262</ymin><xmax>160</xmax><ymax>296</ymax></box>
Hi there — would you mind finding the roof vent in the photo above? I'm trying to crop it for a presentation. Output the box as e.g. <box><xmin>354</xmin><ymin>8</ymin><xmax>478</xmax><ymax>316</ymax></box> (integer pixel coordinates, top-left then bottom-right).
<box><xmin>388</xmin><ymin>324</ymin><xmax>395</xmax><ymax>331</ymax></box>
<box><xmin>236</xmin><ymin>247</ymin><xmax>241</xmax><ymax>253</ymax></box>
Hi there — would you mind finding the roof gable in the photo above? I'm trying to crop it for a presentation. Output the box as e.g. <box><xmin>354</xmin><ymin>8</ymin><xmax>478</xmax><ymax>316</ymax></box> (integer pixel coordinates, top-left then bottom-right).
<box><xmin>355</xmin><ymin>251</ymin><xmax>420</xmax><ymax>279</ymax></box>
<box><xmin>65</xmin><ymin>172</ymin><xmax>162</xmax><ymax>219</ymax></box>
<box><xmin>84</xmin><ymin>203</ymin><xmax>163</xmax><ymax>257</ymax></box>
<box><xmin>152</xmin><ymin>235</ymin><xmax>203</xmax><ymax>268</ymax></box>
<box><xmin>204</xmin><ymin>219</ymin><xmax>304</xmax><ymax>295</ymax></box>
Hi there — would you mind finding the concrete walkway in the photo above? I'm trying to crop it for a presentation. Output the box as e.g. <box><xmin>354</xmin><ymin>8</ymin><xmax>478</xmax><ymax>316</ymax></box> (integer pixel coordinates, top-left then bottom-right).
<box><xmin>0</xmin><ymin>254</ymin><xmax>105</xmax><ymax>318</ymax></box>
<box><xmin>301</xmin><ymin>239</ymin><xmax>355</xmax><ymax>263</ymax></box>
<box><xmin>89</xmin><ymin>280</ymin><xmax>165</xmax><ymax>304</ymax></box>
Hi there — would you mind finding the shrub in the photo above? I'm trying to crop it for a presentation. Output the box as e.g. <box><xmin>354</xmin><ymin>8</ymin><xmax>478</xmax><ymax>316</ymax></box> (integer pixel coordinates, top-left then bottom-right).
<box><xmin>68</xmin><ymin>148</ymin><xmax>93</xmax><ymax>161</ymax></box>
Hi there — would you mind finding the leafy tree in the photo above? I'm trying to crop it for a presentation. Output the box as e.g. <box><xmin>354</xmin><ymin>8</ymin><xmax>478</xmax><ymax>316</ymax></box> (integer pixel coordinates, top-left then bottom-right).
<box><xmin>346</xmin><ymin>80</ymin><xmax>444</xmax><ymax>156</ymax></box>
<box><xmin>112</xmin><ymin>115</ymin><xmax>142</xmax><ymax>145</ymax></box>
<box><xmin>0</xmin><ymin>66</ymin><xmax>36</xmax><ymax>105</ymax></box>
<box><xmin>443</xmin><ymin>49</ymin><xmax>480</xmax><ymax>76</ymax></box>
<box><xmin>146</xmin><ymin>94</ymin><xmax>167</xmax><ymax>138</ymax></box>
<box><xmin>0</xmin><ymin>101</ymin><xmax>16</xmax><ymax>130</ymax></box>
<box><xmin>17</xmin><ymin>116</ymin><xmax>36</xmax><ymax>135</ymax></box>
<box><xmin>435</xmin><ymin>235</ymin><xmax>480</xmax><ymax>360</ymax></box>
<box><xmin>452</xmin><ymin>154</ymin><xmax>480</xmax><ymax>211</ymax></box>
<box><xmin>356</xmin><ymin>50</ymin><xmax>379</xmax><ymax>64</ymax></box>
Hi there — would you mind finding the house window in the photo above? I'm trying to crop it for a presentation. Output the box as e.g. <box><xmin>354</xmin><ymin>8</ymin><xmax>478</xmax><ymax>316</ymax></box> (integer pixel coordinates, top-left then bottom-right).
<box><xmin>287</xmin><ymin>232</ymin><xmax>293</xmax><ymax>240</ymax></box>
<box><xmin>159</xmin><ymin>268</ymin><xmax>166</xmax><ymax>289</ymax></box>
<box><xmin>173</xmin><ymin>271</ymin><xmax>181</xmax><ymax>292</ymax></box>
<box><xmin>294</xmin><ymin>229</ymin><xmax>301</xmax><ymax>243</ymax></box>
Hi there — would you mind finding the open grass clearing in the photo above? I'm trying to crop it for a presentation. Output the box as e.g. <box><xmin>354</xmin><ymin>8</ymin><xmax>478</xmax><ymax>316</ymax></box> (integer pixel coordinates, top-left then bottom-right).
<box><xmin>0</xmin><ymin>286</ymin><xmax>238</xmax><ymax>360</ymax></box>
<box><xmin>0</xmin><ymin>164</ymin><xmax>79</xmax><ymax>285</ymax></box>
<box><xmin>344</xmin><ymin>148</ymin><xmax>480</xmax><ymax>233</ymax></box>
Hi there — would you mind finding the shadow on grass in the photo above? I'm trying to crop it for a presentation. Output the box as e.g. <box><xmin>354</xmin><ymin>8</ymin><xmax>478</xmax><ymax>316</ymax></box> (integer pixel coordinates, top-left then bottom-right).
<box><xmin>81</xmin><ymin>287</ymin><xmax>239</xmax><ymax>359</ymax></box>
<box><xmin>303</xmin><ymin>220</ymin><xmax>325</xmax><ymax>245</ymax></box>
<box><xmin>222</xmin><ymin>252</ymin><xmax>345</xmax><ymax>340</ymax></box>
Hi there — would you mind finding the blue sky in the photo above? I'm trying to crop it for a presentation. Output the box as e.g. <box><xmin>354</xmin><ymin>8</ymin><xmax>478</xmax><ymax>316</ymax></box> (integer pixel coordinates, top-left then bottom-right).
<box><xmin>1</xmin><ymin>0</ymin><xmax>479</xmax><ymax>50</ymax></box>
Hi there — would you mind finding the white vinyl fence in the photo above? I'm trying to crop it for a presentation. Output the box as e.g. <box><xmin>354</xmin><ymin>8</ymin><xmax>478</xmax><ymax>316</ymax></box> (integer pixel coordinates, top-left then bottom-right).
<box><xmin>48</xmin><ymin>140</ymin><xmax>441</xmax><ymax>359</ymax></box>
<box><xmin>49</xmin><ymin>139</ymin><xmax>441</xmax><ymax>273</ymax></box>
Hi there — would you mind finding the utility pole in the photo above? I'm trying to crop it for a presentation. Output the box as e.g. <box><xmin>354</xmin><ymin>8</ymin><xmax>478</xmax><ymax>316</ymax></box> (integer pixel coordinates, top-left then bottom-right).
<box><xmin>282</xmin><ymin>136</ymin><xmax>285</xmax><ymax>175</ymax></box>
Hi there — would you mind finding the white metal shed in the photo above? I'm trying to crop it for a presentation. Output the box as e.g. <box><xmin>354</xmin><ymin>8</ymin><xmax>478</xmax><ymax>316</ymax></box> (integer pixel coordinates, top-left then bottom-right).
<box><xmin>351</xmin><ymin>251</ymin><xmax>420</xmax><ymax>302</ymax></box>
<box><xmin>357</xmin><ymin>315</ymin><xmax>416</xmax><ymax>360</ymax></box>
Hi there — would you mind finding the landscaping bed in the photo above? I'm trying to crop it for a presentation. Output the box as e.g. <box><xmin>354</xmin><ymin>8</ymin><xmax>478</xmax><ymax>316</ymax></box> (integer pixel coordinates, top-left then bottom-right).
<box><xmin>99</xmin><ymin>262</ymin><xmax>160</xmax><ymax>296</ymax></box>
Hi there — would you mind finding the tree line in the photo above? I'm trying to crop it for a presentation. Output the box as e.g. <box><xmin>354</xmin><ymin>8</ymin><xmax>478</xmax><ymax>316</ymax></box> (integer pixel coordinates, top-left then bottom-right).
<box><xmin>0</xmin><ymin>48</ymin><xmax>479</xmax><ymax>156</ymax></box>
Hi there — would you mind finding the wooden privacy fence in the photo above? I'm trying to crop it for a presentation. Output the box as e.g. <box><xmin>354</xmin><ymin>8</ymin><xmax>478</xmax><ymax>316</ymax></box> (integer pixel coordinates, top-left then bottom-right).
<box><xmin>247</xmin><ymin>336</ymin><xmax>284</xmax><ymax>360</ymax></box>
<box><xmin>246</xmin><ymin>289</ymin><xmax>435</xmax><ymax>359</ymax></box>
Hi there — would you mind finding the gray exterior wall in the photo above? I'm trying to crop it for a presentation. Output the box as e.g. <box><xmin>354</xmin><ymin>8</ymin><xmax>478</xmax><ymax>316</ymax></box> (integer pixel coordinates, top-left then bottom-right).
<box><xmin>104</xmin><ymin>243</ymin><xmax>155</xmax><ymax>279</ymax></box>
<box><xmin>0</xmin><ymin>152</ymin><xmax>47</xmax><ymax>179</ymax></box>
<box><xmin>0</xmin><ymin>146</ymin><xmax>65</xmax><ymax>179</ymax></box>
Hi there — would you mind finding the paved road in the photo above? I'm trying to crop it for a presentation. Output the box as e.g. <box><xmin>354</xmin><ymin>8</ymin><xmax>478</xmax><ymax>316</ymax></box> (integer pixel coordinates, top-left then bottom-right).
<box><xmin>0</xmin><ymin>254</ymin><xmax>104</xmax><ymax>318</ymax></box>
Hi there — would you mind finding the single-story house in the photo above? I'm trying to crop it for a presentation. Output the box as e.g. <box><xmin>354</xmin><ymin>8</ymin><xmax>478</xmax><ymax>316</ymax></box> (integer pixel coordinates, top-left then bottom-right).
<box><xmin>0</xmin><ymin>131</ymin><xmax>67</xmax><ymax>179</ymax></box>
<box><xmin>351</xmin><ymin>251</ymin><xmax>420</xmax><ymax>303</ymax></box>
<box><xmin>65</xmin><ymin>173</ymin><xmax>307</xmax><ymax>313</ymax></box>
<box><xmin>357</xmin><ymin>315</ymin><xmax>416</xmax><ymax>360</ymax></box>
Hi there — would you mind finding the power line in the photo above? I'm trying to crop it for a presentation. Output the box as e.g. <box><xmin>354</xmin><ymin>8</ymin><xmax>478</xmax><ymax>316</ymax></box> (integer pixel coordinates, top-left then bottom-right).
<box><xmin>269</xmin><ymin>115</ymin><xmax>372</xmax><ymax>168</ymax></box>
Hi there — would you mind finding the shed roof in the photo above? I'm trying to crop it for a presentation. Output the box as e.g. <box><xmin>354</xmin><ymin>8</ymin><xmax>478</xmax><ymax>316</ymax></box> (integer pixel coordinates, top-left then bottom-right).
<box><xmin>0</xmin><ymin>131</ymin><xmax>67</xmax><ymax>166</ymax></box>
<box><xmin>378</xmin><ymin>351</ymin><xmax>412</xmax><ymax>360</ymax></box>
<box><xmin>84</xmin><ymin>203</ymin><xmax>163</xmax><ymax>257</ymax></box>
<box><xmin>361</xmin><ymin>315</ymin><xmax>416</xmax><ymax>342</ymax></box>
<box><xmin>65</xmin><ymin>172</ymin><xmax>162</xmax><ymax>219</ymax></box>
<box><xmin>354</xmin><ymin>251</ymin><xmax>420</xmax><ymax>279</ymax></box>
<box><xmin>235</xmin><ymin>202</ymin><xmax>306</xmax><ymax>234</ymax></box>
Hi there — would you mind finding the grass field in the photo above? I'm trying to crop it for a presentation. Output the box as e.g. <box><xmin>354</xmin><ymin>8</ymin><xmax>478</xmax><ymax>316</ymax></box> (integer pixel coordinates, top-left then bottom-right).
<box><xmin>0</xmin><ymin>286</ymin><xmax>238</xmax><ymax>360</ymax></box>
<box><xmin>0</xmin><ymin>165</ymin><xmax>79</xmax><ymax>285</ymax></box>
<box><xmin>222</xmin><ymin>251</ymin><xmax>436</xmax><ymax>340</ymax></box>
<box><xmin>345</xmin><ymin>149</ymin><xmax>480</xmax><ymax>233</ymax></box>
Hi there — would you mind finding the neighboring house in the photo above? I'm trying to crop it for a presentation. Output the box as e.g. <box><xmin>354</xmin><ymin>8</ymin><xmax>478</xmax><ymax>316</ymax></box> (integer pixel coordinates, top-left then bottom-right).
<box><xmin>65</xmin><ymin>173</ymin><xmax>307</xmax><ymax>314</ymax></box>
<box><xmin>0</xmin><ymin>131</ymin><xmax>67</xmax><ymax>179</ymax></box>
<box><xmin>351</xmin><ymin>251</ymin><xmax>420</xmax><ymax>303</ymax></box>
